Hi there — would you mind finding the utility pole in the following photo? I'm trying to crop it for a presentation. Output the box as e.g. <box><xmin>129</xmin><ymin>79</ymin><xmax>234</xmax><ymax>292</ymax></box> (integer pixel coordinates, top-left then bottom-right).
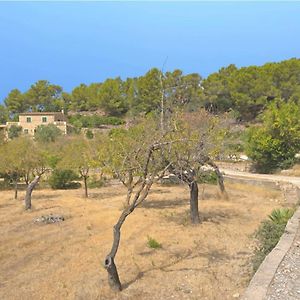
<box><xmin>160</xmin><ymin>57</ymin><xmax>168</xmax><ymax>133</ymax></box>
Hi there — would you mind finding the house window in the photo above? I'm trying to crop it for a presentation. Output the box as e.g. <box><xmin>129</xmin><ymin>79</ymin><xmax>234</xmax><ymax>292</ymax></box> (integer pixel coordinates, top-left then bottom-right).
<box><xmin>26</xmin><ymin>117</ymin><xmax>31</xmax><ymax>123</ymax></box>
<box><xmin>24</xmin><ymin>129</ymin><xmax>29</xmax><ymax>134</ymax></box>
<box><xmin>42</xmin><ymin>116</ymin><xmax>47</xmax><ymax>123</ymax></box>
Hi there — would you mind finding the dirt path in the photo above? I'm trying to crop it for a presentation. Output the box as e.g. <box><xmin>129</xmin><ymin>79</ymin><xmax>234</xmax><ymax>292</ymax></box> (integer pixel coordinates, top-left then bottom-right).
<box><xmin>0</xmin><ymin>182</ymin><xmax>283</xmax><ymax>300</ymax></box>
<box><xmin>221</xmin><ymin>168</ymin><xmax>300</xmax><ymax>187</ymax></box>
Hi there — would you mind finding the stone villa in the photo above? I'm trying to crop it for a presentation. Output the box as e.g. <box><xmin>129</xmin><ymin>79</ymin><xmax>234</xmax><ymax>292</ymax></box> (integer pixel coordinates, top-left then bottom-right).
<box><xmin>2</xmin><ymin>111</ymin><xmax>68</xmax><ymax>136</ymax></box>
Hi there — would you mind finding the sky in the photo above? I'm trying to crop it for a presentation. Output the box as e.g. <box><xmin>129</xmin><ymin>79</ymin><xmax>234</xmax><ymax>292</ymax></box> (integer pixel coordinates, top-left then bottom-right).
<box><xmin>0</xmin><ymin>1</ymin><xmax>300</xmax><ymax>102</ymax></box>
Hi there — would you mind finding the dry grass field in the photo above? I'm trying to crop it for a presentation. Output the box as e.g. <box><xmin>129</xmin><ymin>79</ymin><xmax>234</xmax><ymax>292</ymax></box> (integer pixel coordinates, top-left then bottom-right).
<box><xmin>0</xmin><ymin>182</ymin><xmax>283</xmax><ymax>300</ymax></box>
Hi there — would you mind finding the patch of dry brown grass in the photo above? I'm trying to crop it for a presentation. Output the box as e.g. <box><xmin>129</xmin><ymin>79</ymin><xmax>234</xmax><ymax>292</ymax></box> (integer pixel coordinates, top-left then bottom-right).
<box><xmin>0</xmin><ymin>183</ymin><xmax>283</xmax><ymax>300</ymax></box>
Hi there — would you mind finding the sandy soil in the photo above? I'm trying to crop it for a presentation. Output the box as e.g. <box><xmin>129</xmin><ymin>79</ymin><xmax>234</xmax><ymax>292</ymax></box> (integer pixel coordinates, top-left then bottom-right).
<box><xmin>0</xmin><ymin>182</ymin><xmax>284</xmax><ymax>300</ymax></box>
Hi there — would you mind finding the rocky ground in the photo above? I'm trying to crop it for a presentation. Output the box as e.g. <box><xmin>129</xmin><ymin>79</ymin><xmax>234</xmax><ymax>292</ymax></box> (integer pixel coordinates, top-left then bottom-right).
<box><xmin>266</xmin><ymin>228</ymin><xmax>300</xmax><ymax>300</ymax></box>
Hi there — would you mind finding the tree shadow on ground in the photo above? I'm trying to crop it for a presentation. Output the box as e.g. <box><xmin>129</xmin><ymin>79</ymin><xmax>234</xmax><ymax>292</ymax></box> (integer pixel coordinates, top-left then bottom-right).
<box><xmin>122</xmin><ymin>246</ymin><xmax>231</xmax><ymax>290</ymax></box>
<box><xmin>88</xmin><ymin>191</ymin><xmax>124</xmax><ymax>200</ymax></box>
<box><xmin>141</xmin><ymin>198</ymin><xmax>188</xmax><ymax>209</ymax></box>
<box><xmin>0</xmin><ymin>202</ymin><xmax>15</xmax><ymax>209</ymax></box>
<box><xmin>201</xmin><ymin>209</ymin><xmax>239</xmax><ymax>224</ymax></box>
<box><xmin>148</xmin><ymin>188</ymin><xmax>171</xmax><ymax>195</ymax></box>
<box><xmin>122</xmin><ymin>271</ymin><xmax>145</xmax><ymax>289</ymax></box>
<box><xmin>163</xmin><ymin>208</ymin><xmax>239</xmax><ymax>225</ymax></box>
<box><xmin>34</xmin><ymin>194</ymin><xmax>60</xmax><ymax>201</ymax></box>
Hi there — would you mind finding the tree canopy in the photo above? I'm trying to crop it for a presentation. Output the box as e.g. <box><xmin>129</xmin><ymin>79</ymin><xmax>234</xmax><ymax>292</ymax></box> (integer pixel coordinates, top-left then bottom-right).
<box><xmin>8</xmin><ymin>125</ymin><xmax>22</xmax><ymax>139</ymax></box>
<box><xmin>202</xmin><ymin>59</ymin><xmax>300</xmax><ymax>120</ymax></box>
<box><xmin>57</xmin><ymin>135</ymin><xmax>98</xmax><ymax>197</ymax></box>
<box><xmin>245</xmin><ymin>100</ymin><xmax>300</xmax><ymax>173</ymax></box>
<box><xmin>1</xmin><ymin>58</ymin><xmax>300</xmax><ymax>123</ymax></box>
<box><xmin>35</xmin><ymin>124</ymin><xmax>62</xmax><ymax>143</ymax></box>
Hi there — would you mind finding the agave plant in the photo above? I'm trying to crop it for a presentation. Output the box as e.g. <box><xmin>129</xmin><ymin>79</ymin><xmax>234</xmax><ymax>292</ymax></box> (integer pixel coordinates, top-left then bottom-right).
<box><xmin>268</xmin><ymin>208</ymin><xmax>295</xmax><ymax>225</ymax></box>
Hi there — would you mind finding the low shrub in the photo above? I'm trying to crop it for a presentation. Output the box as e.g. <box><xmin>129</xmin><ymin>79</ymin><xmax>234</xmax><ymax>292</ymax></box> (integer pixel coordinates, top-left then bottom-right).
<box><xmin>87</xmin><ymin>175</ymin><xmax>106</xmax><ymax>188</ymax></box>
<box><xmin>35</xmin><ymin>124</ymin><xmax>62</xmax><ymax>143</ymax></box>
<box><xmin>8</xmin><ymin>125</ymin><xmax>22</xmax><ymax>139</ymax></box>
<box><xmin>49</xmin><ymin>169</ymin><xmax>80</xmax><ymax>189</ymax></box>
<box><xmin>0</xmin><ymin>172</ymin><xmax>20</xmax><ymax>190</ymax></box>
<box><xmin>252</xmin><ymin>207</ymin><xmax>295</xmax><ymax>272</ymax></box>
<box><xmin>85</xmin><ymin>129</ymin><xmax>94</xmax><ymax>139</ymax></box>
<box><xmin>147</xmin><ymin>236</ymin><xmax>162</xmax><ymax>249</ymax></box>
<box><xmin>268</xmin><ymin>208</ymin><xmax>295</xmax><ymax>225</ymax></box>
<box><xmin>0</xmin><ymin>179</ymin><xmax>11</xmax><ymax>190</ymax></box>
<box><xmin>197</xmin><ymin>170</ymin><xmax>218</xmax><ymax>185</ymax></box>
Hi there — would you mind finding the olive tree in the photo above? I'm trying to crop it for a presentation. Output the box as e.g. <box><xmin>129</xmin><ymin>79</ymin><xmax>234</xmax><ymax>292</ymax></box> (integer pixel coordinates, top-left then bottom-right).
<box><xmin>0</xmin><ymin>136</ymin><xmax>56</xmax><ymax>208</ymax></box>
<box><xmin>8</xmin><ymin>125</ymin><xmax>22</xmax><ymax>139</ymax></box>
<box><xmin>100</xmin><ymin>112</ymin><xmax>226</xmax><ymax>290</ymax></box>
<box><xmin>58</xmin><ymin>135</ymin><xmax>97</xmax><ymax>197</ymax></box>
<box><xmin>163</xmin><ymin>111</ymin><xmax>227</xmax><ymax>223</ymax></box>
<box><xmin>100</xmin><ymin>119</ymin><xmax>173</xmax><ymax>291</ymax></box>
<box><xmin>23</xmin><ymin>143</ymin><xmax>52</xmax><ymax>210</ymax></box>
<box><xmin>0</xmin><ymin>137</ymin><xmax>32</xmax><ymax>199</ymax></box>
<box><xmin>35</xmin><ymin>124</ymin><xmax>62</xmax><ymax>143</ymax></box>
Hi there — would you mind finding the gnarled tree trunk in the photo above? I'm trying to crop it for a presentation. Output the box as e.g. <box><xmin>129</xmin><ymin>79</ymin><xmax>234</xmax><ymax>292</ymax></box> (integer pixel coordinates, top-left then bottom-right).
<box><xmin>80</xmin><ymin>168</ymin><xmax>89</xmax><ymax>198</ymax></box>
<box><xmin>83</xmin><ymin>176</ymin><xmax>88</xmax><ymax>198</ymax></box>
<box><xmin>166</xmin><ymin>164</ymin><xmax>201</xmax><ymax>224</ymax></box>
<box><xmin>104</xmin><ymin>255</ymin><xmax>122</xmax><ymax>291</ymax></box>
<box><xmin>209</xmin><ymin>162</ymin><xmax>225</xmax><ymax>194</ymax></box>
<box><xmin>25</xmin><ymin>175</ymin><xmax>40</xmax><ymax>210</ymax></box>
<box><xmin>201</xmin><ymin>157</ymin><xmax>227</xmax><ymax>197</ymax></box>
<box><xmin>189</xmin><ymin>181</ymin><xmax>200</xmax><ymax>224</ymax></box>
<box><xmin>104</xmin><ymin>200</ymin><xmax>140</xmax><ymax>291</ymax></box>
<box><xmin>104</xmin><ymin>181</ymin><xmax>153</xmax><ymax>291</ymax></box>
<box><xmin>104</xmin><ymin>208</ymin><xmax>131</xmax><ymax>291</ymax></box>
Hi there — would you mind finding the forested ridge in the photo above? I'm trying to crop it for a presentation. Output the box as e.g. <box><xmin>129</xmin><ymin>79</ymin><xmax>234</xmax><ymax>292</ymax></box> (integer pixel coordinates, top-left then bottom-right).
<box><xmin>1</xmin><ymin>57</ymin><xmax>300</xmax><ymax>124</ymax></box>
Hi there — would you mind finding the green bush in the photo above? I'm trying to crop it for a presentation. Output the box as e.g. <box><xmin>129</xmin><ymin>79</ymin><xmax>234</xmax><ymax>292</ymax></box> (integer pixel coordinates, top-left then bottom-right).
<box><xmin>72</xmin><ymin>120</ymin><xmax>83</xmax><ymax>134</ymax></box>
<box><xmin>0</xmin><ymin>172</ymin><xmax>21</xmax><ymax>190</ymax></box>
<box><xmin>197</xmin><ymin>170</ymin><xmax>218</xmax><ymax>185</ymax></box>
<box><xmin>85</xmin><ymin>129</ymin><xmax>94</xmax><ymax>139</ymax></box>
<box><xmin>268</xmin><ymin>208</ymin><xmax>295</xmax><ymax>225</ymax></box>
<box><xmin>0</xmin><ymin>177</ymin><xmax>11</xmax><ymax>190</ymax></box>
<box><xmin>147</xmin><ymin>236</ymin><xmax>162</xmax><ymax>249</ymax></box>
<box><xmin>87</xmin><ymin>175</ymin><xmax>106</xmax><ymax>188</ymax></box>
<box><xmin>49</xmin><ymin>169</ymin><xmax>80</xmax><ymax>189</ymax></box>
<box><xmin>252</xmin><ymin>208</ymin><xmax>295</xmax><ymax>272</ymax></box>
<box><xmin>245</xmin><ymin>101</ymin><xmax>300</xmax><ymax>173</ymax></box>
<box><xmin>35</xmin><ymin>124</ymin><xmax>62</xmax><ymax>143</ymax></box>
<box><xmin>8</xmin><ymin>125</ymin><xmax>22</xmax><ymax>139</ymax></box>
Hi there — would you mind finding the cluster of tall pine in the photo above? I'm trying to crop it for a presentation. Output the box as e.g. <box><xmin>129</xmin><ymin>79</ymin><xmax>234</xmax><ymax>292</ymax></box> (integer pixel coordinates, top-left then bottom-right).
<box><xmin>1</xmin><ymin>58</ymin><xmax>300</xmax><ymax>123</ymax></box>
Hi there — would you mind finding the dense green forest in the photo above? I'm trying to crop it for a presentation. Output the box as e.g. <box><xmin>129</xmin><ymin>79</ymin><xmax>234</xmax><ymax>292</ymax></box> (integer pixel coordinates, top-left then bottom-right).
<box><xmin>1</xmin><ymin>58</ymin><xmax>300</xmax><ymax>124</ymax></box>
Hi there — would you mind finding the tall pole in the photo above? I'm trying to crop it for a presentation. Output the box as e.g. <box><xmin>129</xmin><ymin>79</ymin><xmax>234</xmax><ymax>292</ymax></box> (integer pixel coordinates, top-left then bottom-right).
<box><xmin>160</xmin><ymin>56</ymin><xmax>168</xmax><ymax>133</ymax></box>
<box><xmin>160</xmin><ymin>72</ymin><xmax>165</xmax><ymax>132</ymax></box>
